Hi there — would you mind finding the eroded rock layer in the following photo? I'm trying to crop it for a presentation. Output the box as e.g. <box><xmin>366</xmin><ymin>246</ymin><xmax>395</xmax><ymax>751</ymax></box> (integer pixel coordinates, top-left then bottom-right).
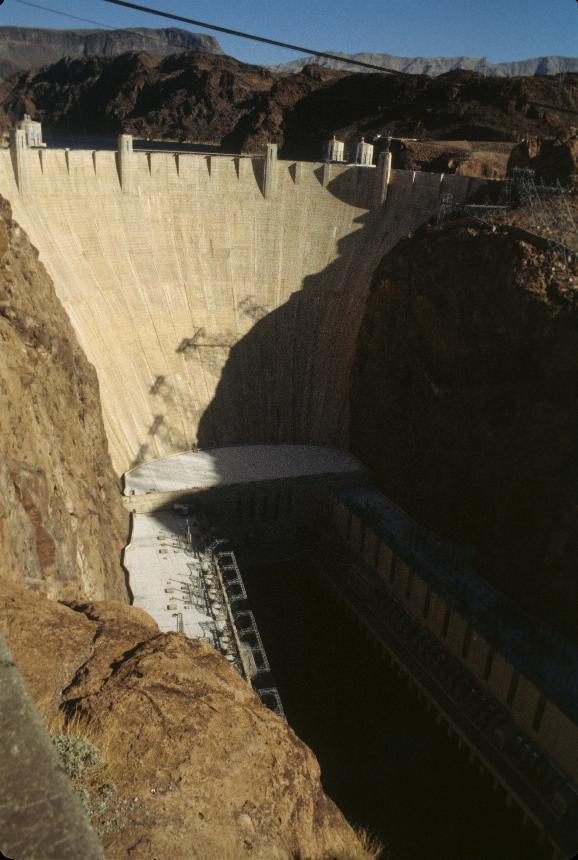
<box><xmin>0</xmin><ymin>196</ymin><xmax>127</xmax><ymax>601</ymax></box>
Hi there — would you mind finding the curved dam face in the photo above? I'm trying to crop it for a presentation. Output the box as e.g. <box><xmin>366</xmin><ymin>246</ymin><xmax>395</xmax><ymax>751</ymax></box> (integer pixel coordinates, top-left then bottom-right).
<box><xmin>0</xmin><ymin>141</ymin><xmax>483</xmax><ymax>473</ymax></box>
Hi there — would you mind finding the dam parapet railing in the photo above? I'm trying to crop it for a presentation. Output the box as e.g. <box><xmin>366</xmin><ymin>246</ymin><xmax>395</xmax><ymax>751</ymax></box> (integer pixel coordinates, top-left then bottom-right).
<box><xmin>4</xmin><ymin>131</ymin><xmax>490</xmax><ymax>209</ymax></box>
<box><xmin>0</xmin><ymin>635</ymin><xmax>105</xmax><ymax>859</ymax></box>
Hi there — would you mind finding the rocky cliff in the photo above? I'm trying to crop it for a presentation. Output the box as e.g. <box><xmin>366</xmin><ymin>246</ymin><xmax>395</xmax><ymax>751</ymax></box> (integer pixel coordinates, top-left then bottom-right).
<box><xmin>350</xmin><ymin>221</ymin><xmax>578</xmax><ymax>641</ymax></box>
<box><xmin>0</xmin><ymin>25</ymin><xmax>574</xmax><ymax>82</ymax></box>
<box><xmin>0</xmin><ymin>583</ymin><xmax>369</xmax><ymax>860</ymax></box>
<box><xmin>0</xmin><ymin>196</ymin><xmax>127</xmax><ymax>601</ymax></box>
<box><xmin>0</xmin><ymin>52</ymin><xmax>575</xmax><ymax>157</ymax></box>
<box><xmin>0</xmin><ymin>26</ymin><xmax>222</xmax><ymax>81</ymax></box>
<box><xmin>508</xmin><ymin>133</ymin><xmax>578</xmax><ymax>186</ymax></box>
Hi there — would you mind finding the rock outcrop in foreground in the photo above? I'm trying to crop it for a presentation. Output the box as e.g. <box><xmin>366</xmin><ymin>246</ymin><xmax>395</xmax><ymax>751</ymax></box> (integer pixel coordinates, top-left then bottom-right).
<box><xmin>0</xmin><ymin>584</ymin><xmax>367</xmax><ymax>860</ymax></box>
<box><xmin>0</xmin><ymin>196</ymin><xmax>127</xmax><ymax>600</ymax></box>
<box><xmin>350</xmin><ymin>221</ymin><xmax>578</xmax><ymax>641</ymax></box>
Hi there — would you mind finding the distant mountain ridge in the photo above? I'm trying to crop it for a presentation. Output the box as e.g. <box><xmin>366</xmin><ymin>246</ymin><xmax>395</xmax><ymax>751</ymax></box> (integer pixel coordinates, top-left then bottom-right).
<box><xmin>274</xmin><ymin>52</ymin><xmax>578</xmax><ymax>77</ymax></box>
<box><xmin>0</xmin><ymin>26</ymin><xmax>222</xmax><ymax>80</ymax></box>
<box><xmin>0</xmin><ymin>26</ymin><xmax>575</xmax><ymax>82</ymax></box>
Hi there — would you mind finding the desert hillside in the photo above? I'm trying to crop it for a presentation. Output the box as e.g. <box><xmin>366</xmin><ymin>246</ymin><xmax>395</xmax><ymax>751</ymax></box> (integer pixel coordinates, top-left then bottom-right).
<box><xmin>0</xmin><ymin>26</ymin><xmax>222</xmax><ymax>81</ymax></box>
<box><xmin>0</xmin><ymin>51</ymin><xmax>575</xmax><ymax>159</ymax></box>
<box><xmin>275</xmin><ymin>52</ymin><xmax>578</xmax><ymax>77</ymax></box>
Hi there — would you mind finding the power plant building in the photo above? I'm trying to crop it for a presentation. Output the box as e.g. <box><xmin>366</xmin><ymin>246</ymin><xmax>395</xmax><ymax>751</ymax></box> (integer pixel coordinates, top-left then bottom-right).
<box><xmin>323</xmin><ymin>135</ymin><xmax>345</xmax><ymax>162</ymax></box>
<box><xmin>355</xmin><ymin>137</ymin><xmax>374</xmax><ymax>165</ymax></box>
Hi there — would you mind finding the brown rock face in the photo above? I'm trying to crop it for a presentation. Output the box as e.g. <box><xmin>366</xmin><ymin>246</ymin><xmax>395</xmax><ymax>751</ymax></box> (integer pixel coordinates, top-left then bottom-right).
<box><xmin>388</xmin><ymin>139</ymin><xmax>515</xmax><ymax>179</ymax></box>
<box><xmin>0</xmin><ymin>197</ymin><xmax>127</xmax><ymax>601</ymax></box>
<box><xmin>0</xmin><ymin>51</ymin><xmax>334</xmax><ymax>153</ymax></box>
<box><xmin>507</xmin><ymin>133</ymin><xmax>578</xmax><ymax>186</ymax></box>
<box><xmin>350</xmin><ymin>222</ymin><xmax>578</xmax><ymax>640</ymax></box>
<box><xmin>0</xmin><ymin>583</ymin><xmax>366</xmax><ymax>860</ymax></box>
<box><xmin>0</xmin><ymin>52</ymin><xmax>575</xmax><ymax>159</ymax></box>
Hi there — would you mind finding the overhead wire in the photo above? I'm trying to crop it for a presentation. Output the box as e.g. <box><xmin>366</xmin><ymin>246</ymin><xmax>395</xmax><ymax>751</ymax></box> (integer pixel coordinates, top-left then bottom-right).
<box><xmin>97</xmin><ymin>0</ymin><xmax>402</xmax><ymax>74</ymax></box>
<box><xmin>7</xmin><ymin>0</ymin><xmax>576</xmax><ymax>138</ymax></box>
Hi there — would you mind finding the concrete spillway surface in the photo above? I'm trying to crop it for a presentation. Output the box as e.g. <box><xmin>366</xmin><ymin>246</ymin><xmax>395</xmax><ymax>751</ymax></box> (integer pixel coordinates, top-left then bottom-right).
<box><xmin>124</xmin><ymin>512</ymin><xmax>227</xmax><ymax>644</ymax></box>
<box><xmin>124</xmin><ymin>510</ymin><xmax>283</xmax><ymax>713</ymax></box>
<box><xmin>124</xmin><ymin>444</ymin><xmax>366</xmax><ymax>495</ymax></box>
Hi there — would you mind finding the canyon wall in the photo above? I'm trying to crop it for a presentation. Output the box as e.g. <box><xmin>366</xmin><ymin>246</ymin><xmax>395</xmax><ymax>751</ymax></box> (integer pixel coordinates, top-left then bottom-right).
<box><xmin>0</xmin><ymin>144</ymin><xmax>484</xmax><ymax>473</ymax></box>
<box><xmin>349</xmin><ymin>221</ymin><xmax>578</xmax><ymax>640</ymax></box>
<box><xmin>0</xmin><ymin>195</ymin><xmax>127</xmax><ymax>601</ymax></box>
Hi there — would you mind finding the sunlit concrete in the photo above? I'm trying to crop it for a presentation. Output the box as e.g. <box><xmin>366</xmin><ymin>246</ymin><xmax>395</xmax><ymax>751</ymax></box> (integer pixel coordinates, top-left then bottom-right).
<box><xmin>124</xmin><ymin>444</ymin><xmax>366</xmax><ymax>495</ymax></box>
<box><xmin>0</xmin><ymin>142</ymin><xmax>486</xmax><ymax>473</ymax></box>
<box><xmin>124</xmin><ymin>512</ymin><xmax>220</xmax><ymax>642</ymax></box>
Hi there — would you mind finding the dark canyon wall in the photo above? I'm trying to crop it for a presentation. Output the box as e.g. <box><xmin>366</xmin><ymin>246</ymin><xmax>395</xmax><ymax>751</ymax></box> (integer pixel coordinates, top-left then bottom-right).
<box><xmin>350</xmin><ymin>221</ymin><xmax>578</xmax><ymax>641</ymax></box>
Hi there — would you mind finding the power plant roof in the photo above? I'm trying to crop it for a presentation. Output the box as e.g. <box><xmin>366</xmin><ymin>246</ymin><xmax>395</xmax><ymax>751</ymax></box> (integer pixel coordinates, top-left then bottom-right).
<box><xmin>124</xmin><ymin>445</ymin><xmax>366</xmax><ymax>495</ymax></box>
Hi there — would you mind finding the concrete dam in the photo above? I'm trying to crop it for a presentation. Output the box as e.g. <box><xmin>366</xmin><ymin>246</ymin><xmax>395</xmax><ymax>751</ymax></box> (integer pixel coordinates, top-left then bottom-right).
<box><xmin>3</xmin><ymin>128</ymin><xmax>578</xmax><ymax>858</ymax></box>
<box><xmin>1</xmin><ymin>131</ymin><xmax>484</xmax><ymax>473</ymax></box>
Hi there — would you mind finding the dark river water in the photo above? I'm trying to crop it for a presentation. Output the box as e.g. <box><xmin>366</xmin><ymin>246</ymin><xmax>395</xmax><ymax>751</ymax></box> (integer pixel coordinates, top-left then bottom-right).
<box><xmin>240</xmin><ymin>557</ymin><xmax>549</xmax><ymax>860</ymax></box>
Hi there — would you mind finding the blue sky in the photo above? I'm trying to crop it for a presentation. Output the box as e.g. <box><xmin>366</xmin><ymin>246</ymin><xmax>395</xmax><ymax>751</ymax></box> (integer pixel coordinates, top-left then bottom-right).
<box><xmin>1</xmin><ymin>0</ymin><xmax>577</xmax><ymax>66</ymax></box>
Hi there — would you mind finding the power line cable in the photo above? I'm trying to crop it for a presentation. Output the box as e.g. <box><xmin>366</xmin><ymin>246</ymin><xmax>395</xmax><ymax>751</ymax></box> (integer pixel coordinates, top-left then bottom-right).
<box><xmin>97</xmin><ymin>0</ymin><xmax>401</xmax><ymax>74</ymax></box>
<box><xmin>8</xmin><ymin>0</ymin><xmax>576</xmax><ymax>123</ymax></box>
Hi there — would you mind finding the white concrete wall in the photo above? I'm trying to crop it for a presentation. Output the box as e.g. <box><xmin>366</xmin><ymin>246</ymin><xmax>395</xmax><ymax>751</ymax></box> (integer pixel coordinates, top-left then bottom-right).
<box><xmin>0</xmin><ymin>146</ymin><xmax>484</xmax><ymax>473</ymax></box>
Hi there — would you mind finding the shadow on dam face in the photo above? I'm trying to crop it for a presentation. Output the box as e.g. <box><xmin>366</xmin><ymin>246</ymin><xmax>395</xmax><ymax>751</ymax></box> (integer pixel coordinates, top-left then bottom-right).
<box><xmin>1</xmin><ymin>139</ymin><xmax>516</xmax><ymax>853</ymax></box>
<box><xmin>0</xmin><ymin>143</ymin><xmax>483</xmax><ymax>472</ymax></box>
<box><xmin>123</xmin><ymin>176</ymin><xmax>388</xmax><ymax>467</ymax></box>
<box><xmin>117</xmin><ymin>163</ymin><xmax>525</xmax><ymax>855</ymax></box>
<box><xmin>195</xmin><ymin>201</ymin><xmax>386</xmax><ymax>451</ymax></box>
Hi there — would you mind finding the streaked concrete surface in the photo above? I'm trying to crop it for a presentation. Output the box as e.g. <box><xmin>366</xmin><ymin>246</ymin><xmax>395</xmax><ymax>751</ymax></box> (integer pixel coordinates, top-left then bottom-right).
<box><xmin>0</xmin><ymin>145</ymin><xmax>486</xmax><ymax>473</ymax></box>
<box><xmin>124</xmin><ymin>512</ymin><xmax>284</xmax><ymax>713</ymax></box>
<box><xmin>124</xmin><ymin>444</ymin><xmax>365</xmax><ymax>495</ymax></box>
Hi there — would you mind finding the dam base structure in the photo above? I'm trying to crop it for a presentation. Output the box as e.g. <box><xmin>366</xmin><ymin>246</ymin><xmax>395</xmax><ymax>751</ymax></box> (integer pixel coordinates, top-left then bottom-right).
<box><xmin>124</xmin><ymin>444</ymin><xmax>578</xmax><ymax>860</ymax></box>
